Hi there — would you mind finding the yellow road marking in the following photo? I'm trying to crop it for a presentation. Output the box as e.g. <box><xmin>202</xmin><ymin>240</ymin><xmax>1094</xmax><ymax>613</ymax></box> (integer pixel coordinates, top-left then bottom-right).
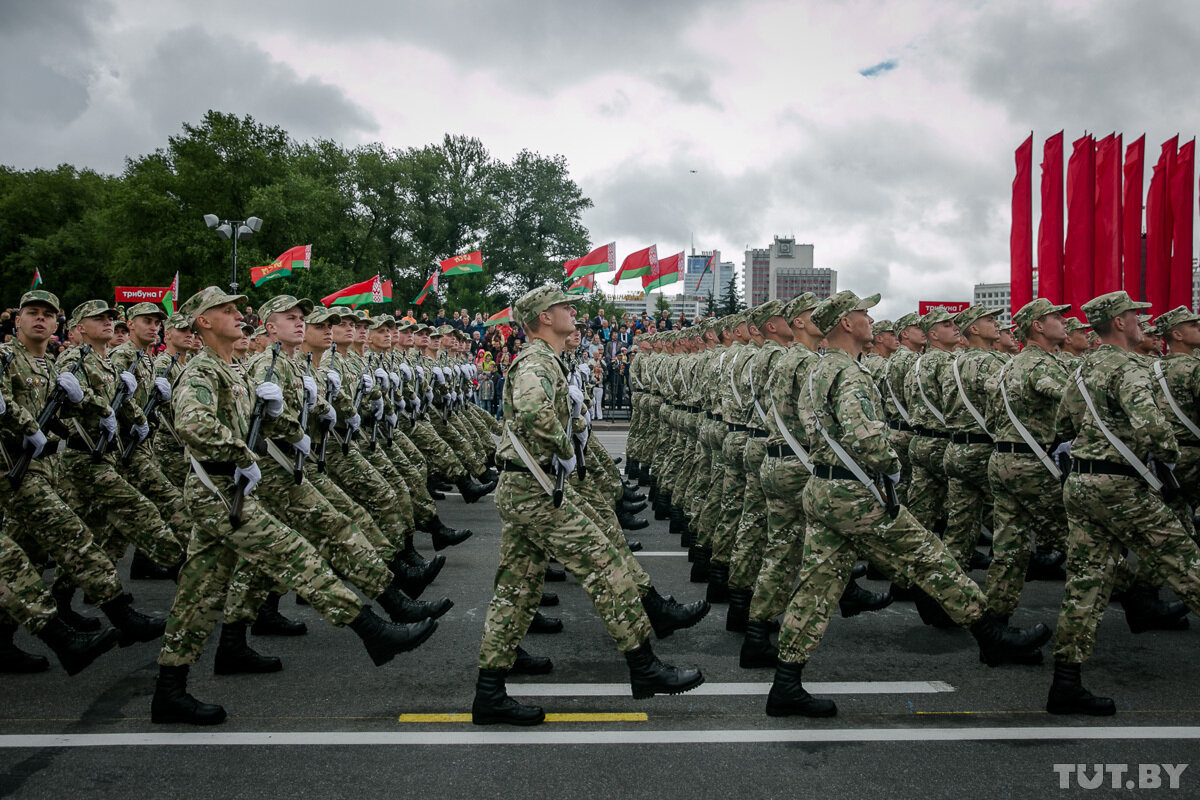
<box><xmin>397</xmin><ymin>712</ymin><xmax>648</xmax><ymax>723</ymax></box>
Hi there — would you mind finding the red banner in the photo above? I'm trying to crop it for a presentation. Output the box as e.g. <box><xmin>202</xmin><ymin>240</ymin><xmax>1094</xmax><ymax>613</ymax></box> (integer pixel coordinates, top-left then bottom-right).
<box><xmin>1145</xmin><ymin>137</ymin><xmax>1176</xmax><ymax>316</ymax></box>
<box><xmin>1168</xmin><ymin>138</ymin><xmax>1195</xmax><ymax>310</ymax></box>
<box><xmin>1010</xmin><ymin>135</ymin><xmax>1034</xmax><ymax>317</ymax></box>
<box><xmin>1064</xmin><ymin>134</ymin><xmax>1095</xmax><ymax>317</ymax></box>
<box><xmin>1093</xmin><ymin>134</ymin><xmax>1122</xmax><ymax>296</ymax></box>
<box><xmin>1037</xmin><ymin>132</ymin><xmax>1065</xmax><ymax>303</ymax></box>
<box><xmin>1122</xmin><ymin>135</ymin><xmax>1145</xmax><ymax>298</ymax></box>
<box><xmin>115</xmin><ymin>286</ymin><xmax>169</xmax><ymax>304</ymax></box>
<box><xmin>918</xmin><ymin>301</ymin><xmax>970</xmax><ymax>315</ymax></box>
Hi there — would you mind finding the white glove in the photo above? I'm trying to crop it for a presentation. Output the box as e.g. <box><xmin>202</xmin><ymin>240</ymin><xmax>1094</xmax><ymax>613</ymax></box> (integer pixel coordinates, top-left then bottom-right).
<box><xmin>320</xmin><ymin>406</ymin><xmax>336</xmax><ymax>426</ymax></box>
<box><xmin>119</xmin><ymin>371</ymin><xmax>138</xmax><ymax>396</ymax></box>
<box><xmin>389</xmin><ymin>371</ymin><xmax>400</xmax><ymax>388</ymax></box>
<box><xmin>567</xmin><ymin>385</ymin><xmax>585</xmax><ymax>418</ymax></box>
<box><xmin>574</xmin><ymin>428</ymin><xmax>589</xmax><ymax>449</ymax></box>
<box><xmin>132</xmin><ymin>421</ymin><xmax>150</xmax><ymax>444</ymax></box>
<box><xmin>1052</xmin><ymin>440</ymin><xmax>1072</xmax><ymax>457</ymax></box>
<box><xmin>453</xmin><ymin>365</ymin><xmax>464</xmax><ymax>378</ymax></box>
<box><xmin>56</xmin><ymin>372</ymin><xmax>84</xmax><ymax>404</ymax></box>
<box><xmin>424</xmin><ymin>390</ymin><xmax>434</xmax><ymax>407</ymax></box>
<box><xmin>398</xmin><ymin>363</ymin><xmax>413</xmax><ymax>381</ymax></box>
<box><xmin>397</xmin><ymin>397</ymin><xmax>407</xmax><ymax>413</ymax></box>
<box><xmin>371</xmin><ymin>398</ymin><xmax>384</xmax><ymax>420</ymax></box>
<box><xmin>326</xmin><ymin>370</ymin><xmax>342</xmax><ymax>397</ymax></box>
<box><xmin>302</xmin><ymin>375</ymin><xmax>319</xmax><ymax>410</ymax></box>
<box><xmin>374</xmin><ymin>368</ymin><xmax>390</xmax><ymax>390</ymax></box>
<box><xmin>153</xmin><ymin>377</ymin><xmax>171</xmax><ymax>401</ymax></box>
<box><xmin>360</xmin><ymin>372</ymin><xmax>374</xmax><ymax>393</ymax></box>
<box><xmin>346</xmin><ymin>413</ymin><xmax>362</xmax><ymax>433</ymax></box>
<box><xmin>99</xmin><ymin>412</ymin><xmax>117</xmax><ymax>441</ymax></box>
<box><xmin>886</xmin><ymin>471</ymin><xmax>901</xmax><ymax>484</ymax></box>
<box><xmin>0</xmin><ymin>387</ymin><xmax>5</xmax><ymax>416</ymax></box>
<box><xmin>413</xmin><ymin>396</ymin><xmax>422</xmax><ymax>414</ymax></box>
<box><xmin>256</xmin><ymin>381</ymin><xmax>284</xmax><ymax>418</ymax></box>
<box><xmin>448</xmin><ymin>391</ymin><xmax>458</xmax><ymax>404</ymax></box>
<box><xmin>23</xmin><ymin>429</ymin><xmax>46</xmax><ymax>458</ymax></box>
<box><xmin>386</xmin><ymin>413</ymin><xmax>398</xmax><ymax>426</ymax></box>
<box><xmin>433</xmin><ymin>367</ymin><xmax>447</xmax><ymax>384</ymax></box>
<box><xmin>291</xmin><ymin>434</ymin><xmax>311</xmax><ymax>456</ymax></box>
<box><xmin>234</xmin><ymin>462</ymin><xmax>262</xmax><ymax>495</ymax></box>
<box><xmin>414</xmin><ymin>366</ymin><xmax>425</xmax><ymax>383</ymax></box>
<box><xmin>552</xmin><ymin>453</ymin><xmax>577</xmax><ymax>476</ymax></box>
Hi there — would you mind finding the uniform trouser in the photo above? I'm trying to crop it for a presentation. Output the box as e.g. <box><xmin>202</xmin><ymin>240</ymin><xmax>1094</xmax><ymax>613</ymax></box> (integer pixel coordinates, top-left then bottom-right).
<box><xmin>984</xmin><ymin>451</ymin><xmax>1068</xmax><ymax>617</ymax></box>
<box><xmin>750</xmin><ymin>455</ymin><xmax>810</xmax><ymax>623</ymax></box>
<box><xmin>158</xmin><ymin>473</ymin><xmax>363</xmax><ymax>667</ymax></box>
<box><xmin>777</xmin><ymin>478</ymin><xmax>987</xmax><ymax>665</ymax></box>
<box><xmin>0</xmin><ymin>530</ymin><xmax>57</xmax><ymax>632</ymax></box>
<box><xmin>728</xmin><ymin>437</ymin><xmax>770</xmax><ymax>591</ymax></box>
<box><xmin>450</xmin><ymin>410</ymin><xmax>486</xmax><ymax>467</ymax></box>
<box><xmin>3</xmin><ymin>467</ymin><xmax>124</xmax><ymax>605</ymax></box>
<box><xmin>387</xmin><ymin>427</ymin><xmax>437</xmax><ymax>524</ymax></box>
<box><xmin>477</xmin><ymin>473</ymin><xmax>653</xmax><ymax>671</ymax></box>
<box><xmin>435</xmin><ymin>413</ymin><xmax>485</xmax><ymax>476</ymax></box>
<box><xmin>1053</xmin><ymin>472</ymin><xmax>1200</xmax><ymax>664</ymax></box>
<box><xmin>406</xmin><ymin>417</ymin><xmax>467</xmax><ymax>480</ymax></box>
<box><xmin>312</xmin><ymin>467</ymin><xmax>394</xmax><ymax>559</ymax></box>
<box><xmin>583</xmin><ymin>434</ymin><xmax>621</xmax><ymax>504</ymax></box>
<box><xmin>467</xmin><ymin>401</ymin><xmax>502</xmax><ymax>436</ymax></box>
<box><xmin>1167</xmin><ymin>446</ymin><xmax>1199</xmax><ymax>540</ymax></box>
<box><xmin>329</xmin><ymin>439</ymin><xmax>410</xmax><ymax>546</ymax></box>
<box><xmin>152</xmin><ymin>428</ymin><xmax>188</xmax><ymax>488</ymax></box>
<box><xmin>696</xmin><ymin>429</ymin><xmax>729</xmax><ymax>545</ymax></box>
<box><xmin>127</xmin><ymin>442</ymin><xmax>191</xmax><ymax>542</ymax></box>
<box><xmin>575</xmin><ymin>473</ymin><xmax>653</xmax><ymax>592</ymax></box>
<box><xmin>682</xmin><ymin>436</ymin><xmax>711</xmax><ymax>522</ymax></box>
<box><xmin>942</xmin><ymin>441</ymin><xmax>993</xmax><ymax>570</ymax></box>
<box><xmin>887</xmin><ymin>427</ymin><xmax>914</xmax><ymax>505</ymax></box>
<box><xmin>57</xmin><ymin>451</ymin><xmax>185</xmax><ymax>569</ymax></box>
<box><xmin>712</xmin><ymin>431</ymin><xmax>751</xmax><ymax>563</ymax></box>
<box><xmin>906</xmin><ymin>435</ymin><xmax>949</xmax><ymax>531</ymax></box>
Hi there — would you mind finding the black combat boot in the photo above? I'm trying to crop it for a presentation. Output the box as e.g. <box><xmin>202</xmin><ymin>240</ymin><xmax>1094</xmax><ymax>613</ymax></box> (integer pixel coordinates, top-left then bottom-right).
<box><xmin>251</xmin><ymin>592</ymin><xmax>308</xmax><ymax>636</ymax></box>
<box><xmin>618</xmin><ymin>510</ymin><xmax>649</xmax><ymax>530</ymax></box>
<box><xmin>511</xmin><ymin>646</ymin><xmax>553</xmax><ymax>675</ymax></box>
<box><xmin>977</xmin><ymin>615</ymin><xmax>1044</xmax><ymax>666</ymax></box>
<box><xmin>623</xmin><ymin>484</ymin><xmax>645</xmax><ymax>503</ymax></box>
<box><xmin>690</xmin><ymin>546</ymin><xmax>711</xmax><ymax>583</ymax></box>
<box><xmin>1117</xmin><ymin>586</ymin><xmax>1190</xmax><ymax>633</ymax></box>
<box><xmin>625</xmin><ymin>640</ymin><xmax>704</xmax><ymax>699</ymax></box>
<box><xmin>34</xmin><ymin>617</ymin><xmax>119</xmax><ymax>676</ymax></box>
<box><xmin>479</xmin><ymin>467</ymin><xmax>499</xmax><ymax>484</ymax></box>
<box><xmin>647</xmin><ymin>476</ymin><xmax>658</xmax><ymax>503</ymax></box>
<box><xmin>471</xmin><ymin>668</ymin><xmax>545</xmax><ymax>725</ymax></box>
<box><xmin>623</xmin><ymin>499</ymin><xmax>649</xmax><ymax>515</ymax></box>
<box><xmin>423</xmin><ymin>517</ymin><xmax>473</xmax><ymax>551</ymax></box>
<box><xmin>151</xmin><ymin>665</ymin><xmax>227</xmax><ymax>725</ymax></box>
<box><xmin>426</xmin><ymin>477</ymin><xmax>446</xmax><ymax>500</ymax></box>
<box><xmin>1026</xmin><ymin>547</ymin><xmax>1066</xmax><ymax>581</ymax></box>
<box><xmin>725</xmin><ymin>588</ymin><xmax>752</xmax><ymax>633</ymax></box>
<box><xmin>969</xmin><ymin>549</ymin><xmax>993</xmax><ymax>572</ymax></box>
<box><xmin>765</xmin><ymin>661</ymin><xmax>837</xmax><ymax>717</ymax></box>
<box><xmin>348</xmin><ymin>606</ymin><xmax>437</xmax><ymax>666</ymax></box>
<box><xmin>51</xmin><ymin>583</ymin><xmax>101</xmax><ymax>632</ymax></box>
<box><xmin>528</xmin><ymin>611</ymin><xmax>563</xmax><ymax>634</ymax></box>
<box><xmin>456</xmin><ymin>475</ymin><xmax>496</xmax><ymax>504</ymax></box>
<box><xmin>642</xmin><ymin>586</ymin><xmax>710</xmax><ymax>639</ymax></box>
<box><xmin>971</xmin><ymin>613</ymin><xmax>1051</xmax><ymax>667</ymax></box>
<box><xmin>668</xmin><ymin>506</ymin><xmax>686</xmax><ymax>534</ymax></box>
<box><xmin>539</xmin><ymin>591</ymin><xmax>559</xmax><ymax>607</ymax></box>
<box><xmin>1</xmin><ymin>622</ymin><xmax>49</xmax><ymax>673</ymax></box>
<box><xmin>213</xmin><ymin>623</ymin><xmax>282</xmax><ymax>675</ymax></box>
<box><xmin>376</xmin><ymin>585</ymin><xmax>453</xmax><ymax>624</ymax></box>
<box><xmin>637</xmin><ymin>462</ymin><xmax>651</xmax><ymax>486</ymax></box>
<box><xmin>1046</xmin><ymin>662</ymin><xmax>1116</xmax><ymax>716</ymax></box>
<box><xmin>681</xmin><ymin>524</ymin><xmax>697</xmax><ymax>551</ymax></box>
<box><xmin>130</xmin><ymin>549</ymin><xmax>173</xmax><ymax>580</ymax></box>
<box><xmin>390</xmin><ymin>555</ymin><xmax>443</xmax><ymax>601</ymax></box>
<box><xmin>653</xmin><ymin>490</ymin><xmax>671</xmax><ymax>521</ymax></box>
<box><xmin>851</xmin><ymin>562</ymin><xmax>868</xmax><ymax>579</ymax></box>
<box><xmin>706</xmin><ymin>561</ymin><xmax>730</xmax><ymax>604</ymax></box>
<box><xmin>544</xmin><ymin>564</ymin><xmax>566</xmax><ymax>582</ymax></box>
<box><xmin>625</xmin><ymin>458</ymin><xmax>639</xmax><ymax>479</ymax></box>
<box><xmin>739</xmin><ymin>620</ymin><xmax>779</xmax><ymax>669</ymax></box>
<box><xmin>889</xmin><ymin>581</ymin><xmax>917</xmax><ymax>601</ymax></box>
<box><xmin>100</xmin><ymin>593</ymin><xmax>167</xmax><ymax>647</ymax></box>
<box><xmin>625</xmin><ymin>535</ymin><xmax>643</xmax><ymax>552</ymax></box>
<box><xmin>839</xmin><ymin>579</ymin><xmax>893</xmax><ymax>618</ymax></box>
<box><xmin>912</xmin><ymin>587</ymin><xmax>958</xmax><ymax>629</ymax></box>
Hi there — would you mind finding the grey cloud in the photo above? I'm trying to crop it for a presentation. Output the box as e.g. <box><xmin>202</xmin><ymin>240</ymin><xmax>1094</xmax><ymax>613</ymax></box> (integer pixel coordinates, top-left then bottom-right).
<box><xmin>597</xmin><ymin>90</ymin><xmax>632</xmax><ymax>118</ymax></box>
<box><xmin>859</xmin><ymin>59</ymin><xmax>899</xmax><ymax>78</ymax></box>
<box><xmin>654</xmin><ymin>71</ymin><xmax>723</xmax><ymax>110</ymax></box>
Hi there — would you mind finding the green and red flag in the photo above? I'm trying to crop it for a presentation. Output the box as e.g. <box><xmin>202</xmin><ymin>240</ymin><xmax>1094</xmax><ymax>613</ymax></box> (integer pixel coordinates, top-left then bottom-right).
<box><xmin>30</xmin><ymin>267</ymin><xmax>43</xmax><ymax>290</ymax></box>
<box><xmin>565</xmin><ymin>273</ymin><xmax>595</xmax><ymax>295</ymax></box>
<box><xmin>439</xmin><ymin>250</ymin><xmax>483</xmax><ymax>276</ymax></box>
<box><xmin>321</xmin><ymin>275</ymin><xmax>393</xmax><ymax>307</ymax></box>
<box><xmin>565</xmin><ymin>242</ymin><xmax>615</xmax><ymax>279</ymax></box>
<box><xmin>161</xmin><ymin>271</ymin><xmax>179</xmax><ymax>316</ymax></box>
<box><xmin>693</xmin><ymin>252</ymin><xmax>715</xmax><ymax>290</ymax></box>
<box><xmin>412</xmin><ymin>271</ymin><xmax>440</xmax><ymax>305</ymax></box>
<box><xmin>643</xmin><ymin>251</ymin><xmax>682</xmax><ymax>292</ymax></box>
<box><xmin>610</xmin><ymin>244</ymin><xmax>657</xmax><ymax>284</ymax></box>
<box><xmin>483</xmin><ymin>306</ymin><xmax>512</xmax><ymax>327</ymax></box>
<box><xmin>251</xmin><ymin>244</ymin><xmax>311</xmax><ymax>287</ymax></box>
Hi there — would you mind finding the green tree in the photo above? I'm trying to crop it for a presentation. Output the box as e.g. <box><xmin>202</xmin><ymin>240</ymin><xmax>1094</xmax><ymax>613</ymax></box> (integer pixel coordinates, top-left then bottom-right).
<box><xmin>722</xmin><ymin>274</ymin><xmax>745</xmax><ymax>315</ymax></box>
<box><xmin>654</xmin><ymin>293</ymin><xmax>672</xmax><ymax>315</ymax></box>
<box><xmin>704</xmin><ymin>289</ymin><xmax>716</xmax><ymax>317</ymax></box>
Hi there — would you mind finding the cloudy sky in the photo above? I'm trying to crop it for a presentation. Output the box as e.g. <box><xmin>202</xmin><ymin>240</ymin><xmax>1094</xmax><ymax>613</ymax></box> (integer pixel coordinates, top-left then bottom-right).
<box><xmin>4</xmin><ymin>0</ymin><xmax>1200</xmax><ymax>318</ymax></box>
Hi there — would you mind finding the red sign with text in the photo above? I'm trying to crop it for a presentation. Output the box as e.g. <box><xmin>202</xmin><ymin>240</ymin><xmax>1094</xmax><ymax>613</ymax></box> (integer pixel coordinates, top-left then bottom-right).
<box><xmin>115</xmin><ymin>286</ymin><xmax>169</xmax><ymax>304</ymax></box>
<box><xmin>918</xmin><ymin>301</ymin><xmax>970</xmax><ymax>315</ymax></box>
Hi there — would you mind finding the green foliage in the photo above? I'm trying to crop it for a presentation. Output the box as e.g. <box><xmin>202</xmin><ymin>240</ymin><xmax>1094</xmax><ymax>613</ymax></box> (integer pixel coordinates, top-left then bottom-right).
<box><xmin>704</xmin><ymin>289</ymin><xmax>716</xmax><ymax>317</ymax></box>
<box><xmin>722</xmin><ymin>274</ymin><xmax>745</xmax><ymax>315</ymax></box>
<box><xmin>574</xmin><ymin>291</ymin><xmax>620</xmax><ymax>322</ymax></box>
<box><xmin>654</xmin><ymin>293</ymin><xmax>672</xmax><ymax>314</ymax></box>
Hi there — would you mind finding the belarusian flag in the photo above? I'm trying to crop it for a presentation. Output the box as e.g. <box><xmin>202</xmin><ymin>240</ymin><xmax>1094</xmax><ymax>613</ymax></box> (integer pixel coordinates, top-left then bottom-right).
<box><xmin>412</xmin><ymin>271</ymin><xmax>439</xmax><ymax>305</ymax></box>
<box><xmin>322</xmin><ymin>275</ymin><xmax>393</xmax><ymax>307</ymax></box>
<box><xmin>643</xmin><ymin>251</ymin><xmax>682</xmax><ymax>292</ymax></box>
<box><xmin>251</xmin><ymin>244</ymin><xmax>311</xmax><ymax>287</ymax></box>
<box><xmin>162</xmin><ymin>272</ymin><xmax>179</xmax><ymax>316</ymax></box>
<box><xmin>439</xmin><ymin>250</ymin><xmax>483</xmax><ymax>275</ymax></box>
<box><xmin>565</xmin><ymin>273</ymin><xmax>595</xmax><ymax>295</ymax></box>
<box><xmin>693</xmin><ymin>252</ymin><xmax>715</xmax><ymax>290</ymax></box>
<box><xmin>610</xmin><ymin>245</ymin><xmax>657</xmax><ymax>284</ymax></box>
<box><xmin>30</xmin><ymin>268</ymin><xmax>43</xmax><ymax>290</ymax></box>
<box><xmin>566</xmin><ymin>242</ymin><xmax>615</xmax><ymax>279</ymax></box>
<box><xmin>483</xmin><ymin>307</ymin><xmax>512</xmax><ymax>327</ymax></box>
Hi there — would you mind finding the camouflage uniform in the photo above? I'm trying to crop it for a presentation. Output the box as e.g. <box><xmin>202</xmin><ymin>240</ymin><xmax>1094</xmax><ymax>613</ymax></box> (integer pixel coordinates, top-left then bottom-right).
<box><xmin>903</xmin><ymin>309</ymin><xmax>954</xmax><ymax>531</ymax></box>
<box><xmin>880</xmin><ymin>315</ymin><xmax>922</xmax><ymax>501</ymax></box>
<box><xmin>1149</xmin><ymin>306</ymin><xmax>1200</xmax><ymax>539</ymax></box>
<box><xmin>0</xmin><ymin>530</ymin><xmax>57</xmax><ymax>632</ymax></box>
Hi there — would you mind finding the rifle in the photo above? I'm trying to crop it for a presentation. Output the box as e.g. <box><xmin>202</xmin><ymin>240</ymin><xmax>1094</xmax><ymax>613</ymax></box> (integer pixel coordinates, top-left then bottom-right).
<box><xmin>367</xmin><ymin>352</ymin><xmax>381</xmax><ymax>452</ymax></box>
<box><xmin>9</xmin><ymin>344</ymin><xmax>91</xmax><ymax>490</ymax></box>
<box><xmin>554</xmin><ymin>411</ymin><xmax>572</xmax><ymax>508</ymax></box>
<box><xmin>344</xmin><ymin>349</ymin><xmax>368</xmax><ymax>454</ymax></box>
<box><xmin>1156</xmin><ymin>458</ymin><xmax>1181</xmax><ymax>502</ymax></box>
<box><xmin>879</xmin><ymin>472</ymin><xmax>900</xmax><ymax>520</ymax></box>
<box><xmin>384</xmin><ymin>351</ymin><xmax>397</xmax><ymax>445</ymax></box>
<box><xmin>93</xmin><ymin>355</ymin><xmax>133</xmax><ymax>462</ymax></box>
<box><xmin>317</xmin><ymin>345</ymin><xmax>335</xmax><ymax>472</ymax></box>
<box><xmin>122</xmin><ymin>353</ymin><xmax>178</xmax><ymax>464</ymax></box>
<box><xmin>294</xmin><ymin>351</ymin><xmax>313</xmax><ymax>484</ymax></box>
<box><xmin>230</xmin><ymin>342</ymin><xmax>280</xmax><ymax>530</ymax></box>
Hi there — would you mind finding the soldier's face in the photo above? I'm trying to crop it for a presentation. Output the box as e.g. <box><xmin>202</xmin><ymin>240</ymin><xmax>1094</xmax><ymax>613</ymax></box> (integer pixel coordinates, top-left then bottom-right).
<box><xmin>196</xmin><ymin>302</ymin><xmax>244</xmax><ymax>343</ymax></box>
<box><xmin>331</xmin><ymin>319</ymin><xmax>354</xmax><ymax>346</ymax></box>
<box><xmin>415</xmin><ymin>333</ymin><xmax>430</xmax><ymax>349</ymax></box>
<box><xmin>1173</xmin><ymin>321</ymin><xmax>1200</xmax><ymax>348</ymax></box>
<box><xmin>397</xmin><ymin>330</ymin><xmax>413</xmax><ymax>347</ymax></box>
<box><xmin>79</xmin><ymin>315</ymin><xmax>115</xmax><ymax>344</ymax></box>
<box><xmin>306</xmin><ymin>321</ymin><xmax>333</xmax><ymax>350</ymax></box>
<box><xmin>1037</xmin><ymin>313</ymin><xmax>1067</xmax><ymax>344</ymax></box>
<box><xmin>567</xmin><ymin>330</ymin><xmax>581</xmax><ymax>348</ymax></box>
<box><xmin>973</xmin><ymin>316</ymin><xmax>1000</xmax><ymax>341</ymax></box>
<box><xmin>1119</xmin><ymin>311</ymin><xmax>1144</xmax><ymax>345</ymax></box>
<box><xmin>129</xmin><ymin>315</ymin><xmax>162</xmax><ymax>347</ymax></box>
<box><xmin>233</xmin><ymin>336</ymin><xmax>249</xmax><ymax>356</ymax></box>
<box><xmin>929</xmin><ymin>320</ymin><xmax>959</xmax><ymax>347</ymax></box>
<box><xmin>847</xmin><ymin>310</ymin><xmax>873</xmax><ymax>344</ymax></box>
<box><xmin>268</xmin><ymin>308</ymin><xmax>306</xmax><ymax>346</ymax></box>
<box><xmin>16</xmin><ymin>304</ymin><xmax>56</xmax><ymax>342</ymax></box>
<box><xmin>354</xmin><ymin>323</ymin><xmax>368</xmax><ymax>344</ymax></box>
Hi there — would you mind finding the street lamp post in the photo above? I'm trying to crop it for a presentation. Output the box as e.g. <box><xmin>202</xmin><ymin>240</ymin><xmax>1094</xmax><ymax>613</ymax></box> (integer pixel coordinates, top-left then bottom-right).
<box><xmin>203</xmin><ymin>214</ymin><xmax>263</xmax><ymax>294</ymax></box>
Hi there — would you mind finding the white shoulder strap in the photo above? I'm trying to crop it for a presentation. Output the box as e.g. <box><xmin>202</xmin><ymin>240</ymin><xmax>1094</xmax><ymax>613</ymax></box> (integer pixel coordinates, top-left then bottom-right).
<box><xmin>997</xmin><ymin>360</ymin><xmax>1061</xmax><ymax>479</ymax></box>
<box><xmin>1073</xmin><ymin>367</ymin><xmax>1162</xmax><ymax>490</ymax></box>
<box><xmin>951</xmin><ymin>353</ymin><xmax>990</xmax><ymax>435</ymax></box>
<box><xmin>770</xmin><ymin>401</ymin><xmax>813</xmax><ymax>473</ymax></box>
<box><xmin>913</xmin><ymin>355</ymin><xmax>946</xmax><ymax>424</ymax></box>
<box><xmin>1153</xmin><ymin>360</ymin><xmax>1200</xmax><ymax>441</ymax></box>
<box><xmin>883</xmin><ymin>357</ymin><xmax>912</xmax><ymax>424</ymax></box>
<box><xmin>807</xmin><ymin>368</ymin><xmax>884</xmax><ymax>506</ymax></box>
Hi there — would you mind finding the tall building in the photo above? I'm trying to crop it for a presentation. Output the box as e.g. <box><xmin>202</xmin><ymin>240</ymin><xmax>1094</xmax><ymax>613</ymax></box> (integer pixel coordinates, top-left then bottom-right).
<box><xmin>685</xmin><ymin>250</ymin><xmax>734</xmax><ymax>305</ymax></box>
<box><xmin>973</xmin><ymin>281</ymin><xmax>1012</xmax><ymax>326</ymax></box>
<box><xmin>743</xmin><ymin>236</ymin><xmax>836</xmax><ymax>304</ymax></box>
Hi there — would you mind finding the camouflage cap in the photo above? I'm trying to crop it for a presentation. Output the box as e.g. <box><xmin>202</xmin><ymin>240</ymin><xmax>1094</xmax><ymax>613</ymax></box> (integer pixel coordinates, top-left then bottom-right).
<box><xmin>69</xmin><ymin>299</ymin><xmax>119</xmax><ymax>329</ymax></box>
<box><xmin>437</xmin><ymin>324</ymin><xmax>455</xmax><ymax>336</ymax></box>
<box><xmin>368</xmin><ymin>314</ymin><xmax>395</xmax><ymax>330</ymax></box>
<box><xmin>514</xmin><ymin>284</ymin><xmax>573</xmax><ymax>326</ymax></box>
<box><xmin>1140</xmin><ymin>319</ymin><xmax>1159</xmax><ymax>337</ymax></box>
<box><xmin>871</xmin><ymin>319</ymin><xmax>895</xmax><ymax>335</ymax></box>
<box><xmin>918</xmin><ymin>307</ymin><xmax>955</xmax><ymax>332</ymax></box>
<box><xmin>252</xmin><ymin>325</ymin><xmax>266</xmax><ymax>338</ymax></box>
<box><xmin>895</xmin><ymin>311</ymin><xmax>922</xmax><ymax>331</ymax></box>
<box><xmin>1080</xmin><ymin>290</ymin><xmax>1151</xmax><ymax>327</ymax></box>
<box><xmin>1012</xmin><ymin>297</ymin><xmax>1071</xmax><ymax>336</ymax></box>
<box><xmin>306</xmin><ymin>306</ymin><xmax>343</xmax><ymax>326</ymax></box>
<box><xmin>784</xmin><ymin>292</ymin><xmax>819</xmax><ymax>320</ymax></box>
<box><xmin>126</xmin><ymin>301</ymin><xmax>167</xmax><ymax>321</ymax></box>
<box><xmin>351</xmin><ymin>309</ymin><xmax>371</xmax><ymax>324</ymax></box>
<box><xmin>178</xmin><ymin>286</ymin><xmax>248</xmax><ymax>320</ymax></box>
<box><xmin>20</xmin><ymin>290</ymin><xmax>61</xmax><ymax>313</ymax></box>
<box><xmin>1154</xmin><ymin>305</ymin><xmax>1200</xmax><ymax>334</ymax></box>
<box><xmin>258</xmin><ymin>295</ymin><xmax>314</xmax><ymax>321</ymax></box>
<box><xmin>1063</xmin><ymin>316</ymin><xmax>1092</xmax><ymax>335</ymax></box>
<box><xmin>750</xmin><ymin>300</ymin><xmax>785</xmax><ymax>330</ymax></box>
<box><xmin>952</xmin><ymin>305</ymin><xmax>999</xmax><ymax>333</ymax></box>
<box><xmin>394</xmin><ymin>318</ymin><xmax>416</xmax><ymax>332</ymax></box>
<box><xmin>240</xmin><ymin>321</ymin><xmax>255</xmax><ymax>336</ymax></box>
<box><xmin>810</xmin><ymin>290</ymin><xmax>881</xmax><ymax>335</ymax></box>
<box><xmin>166</xmin><ymin>313</ymin><xmax>193</xmax><ymax>331</ymax></box>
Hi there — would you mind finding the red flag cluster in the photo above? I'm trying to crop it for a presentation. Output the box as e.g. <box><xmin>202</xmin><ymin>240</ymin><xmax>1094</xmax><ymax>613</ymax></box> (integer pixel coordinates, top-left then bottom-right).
<box><xmin>1012</xmin><ymin>132</ymin><xmax>1196</xmax><ymax>321</ymax></box>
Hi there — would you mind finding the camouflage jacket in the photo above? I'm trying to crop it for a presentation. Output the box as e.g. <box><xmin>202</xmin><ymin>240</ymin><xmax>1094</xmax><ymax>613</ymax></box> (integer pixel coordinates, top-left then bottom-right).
<box><xmin>173</xmin><ymin>346</ymin><xmax>259</xmax><ymax>466</ymax></box>
<box><xmin>745</xmin><ymin>339</ymin><xmax>785</xmax><ymax>433</ymax></box>
<box><xmin>800</xmin><ymin>347</ymin><xmax>898</xmax><ymax>475</ymax></box>
<box><xmin>63</xmin><ymin>344</ymin><xmax>146</xmax><ymax>449</ymax></box>
<box><xmin>1149</xmin><ymin>352</ymin><xmax>1200</xmax><ymax>446</ymax></box>
<box><xmin>245</xmin><ymin>347</ymin><xmax>318</xmax><ymax>451</ymax></box>
<box><xmin>495</xmin><ymin>338</ymin><xmax>572</xmax><ymax>465</ymax></box>
<box><xmin>985</xmin><ymin>343</ymin><xmax>1066</xmax><ymax>447</ymax></box>
<box><xmin>719</xmin><ymin>342</ymin><xmax>751</xmax><ymax>420</ymax></box>
<box><xmin>942</xmin><ymin>346</ymin><xmax>1004</xmax><ymax>434</ymax></box>
<box><xmin>881</xmin><ymin>345</ymin><xmax>919</xmax><ymax>424</ymax></box>
<box><xmin>151</xmin><ymin>349</ymin><xmax>188</xmax><ymax>434</ymax></box>
<box><xmin>904</xmin><ymin>346</ymin><xmax>953</xmax><ymax>430</ymax></box>
<box><xmin>764</xmin><ymin>341</ymin><xmax>820</xmax><ymax>450</ymax></box>
<box><xmin>860</xmin><ymin>352</ymin><xmax>887</xmax><ymax>384</ymax></box>
<box><xmin>109</xmin><ymin>341</ymin><xmax>157</xmax><ymax>415</ymax></box>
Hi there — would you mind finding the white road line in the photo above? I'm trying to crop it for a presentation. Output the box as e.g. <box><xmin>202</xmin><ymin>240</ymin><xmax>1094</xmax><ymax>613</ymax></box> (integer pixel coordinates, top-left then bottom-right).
<box><xmin>631</xmin><ymin>551</ymin><xmax>687</xmax><ymax>557</ymax></box>
<box><xmin>506</xmin><ymin>681</ymin><xmax>955</xmax><ymax>697</ymax></box>
<box><xmin>4</xmin><ymin>727</ymin><xmax>1199</xmax><ymax>748</ymax></box>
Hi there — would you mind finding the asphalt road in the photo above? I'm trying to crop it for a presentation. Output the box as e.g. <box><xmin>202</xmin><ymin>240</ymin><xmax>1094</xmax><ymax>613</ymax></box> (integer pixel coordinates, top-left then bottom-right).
<box><xmin>1</xmin><ymin>425</ymin><xmax>1197</xmax><ymax>799</ymax></box>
